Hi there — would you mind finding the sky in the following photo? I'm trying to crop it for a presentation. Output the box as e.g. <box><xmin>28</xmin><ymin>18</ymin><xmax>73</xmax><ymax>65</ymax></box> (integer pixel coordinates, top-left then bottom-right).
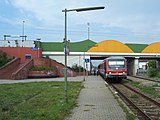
<box><xmin>1</xmin><ymin>0</ymin><xmax>160</xmax><ymax>44</ymax></box>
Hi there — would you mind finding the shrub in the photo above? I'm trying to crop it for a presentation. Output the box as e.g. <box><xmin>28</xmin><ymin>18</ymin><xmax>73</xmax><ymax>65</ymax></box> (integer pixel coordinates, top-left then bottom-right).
<box><xmin>147</xmin><ymin>60</ymin><xmax>156</xmax><ymax>68</ymax></box>
<box><xmin>71</xmin><ymin>64</ymin><xmax>86</xmax><ymax>72</ymax></box>
<box><xmin>0</xmin><ymin>52</ymin><xmax>12</xmax><ymax>67</ymax></box>
<box><xmin>148</xmin><ymin>68</ymin><xmax>159</xmax><ymax>77</ymax></box>
<box><xmin>31</xmin><ymin>66</ymin><xmax>56</xmax><ymax>71</ymax></box>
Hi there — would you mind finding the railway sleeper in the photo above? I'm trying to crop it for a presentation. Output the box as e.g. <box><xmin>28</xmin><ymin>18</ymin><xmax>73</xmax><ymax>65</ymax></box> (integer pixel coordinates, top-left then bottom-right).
<box><xmin>144</xmin><ymin>112</ymin><xmax>160</xmax><ymax>119</ymax></box>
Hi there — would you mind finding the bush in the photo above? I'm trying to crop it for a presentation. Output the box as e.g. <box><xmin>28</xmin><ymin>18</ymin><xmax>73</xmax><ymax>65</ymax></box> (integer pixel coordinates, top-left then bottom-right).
<box><xmin>0</xmin><ymin>52</ymin><xmax>12</xmax><ymax>67</ymax></box>
<box><xmin>148</xmin><ymin>68</ymin><xmax>159</xmax><ymax>77</ymax></box>
<box><xmin>71</xmin><ymin>64</ymin><xmax>86</xmax><ymax>72</ymax></box>
<box><xmin>148</xmin><ymin>60</ymin><xmax>156</xmax><ymax>68</ymax></box>
<box><xmin>31</xmin><ymin>66</ymin><xmax>56</xmax><ymax>71</ymax></box>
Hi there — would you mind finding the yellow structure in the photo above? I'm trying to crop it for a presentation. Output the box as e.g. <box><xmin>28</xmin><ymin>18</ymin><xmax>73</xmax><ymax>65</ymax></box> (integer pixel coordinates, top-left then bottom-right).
<box><xmin>142</xmin><ymin>42</ymin><xmax>160</xmax><ymax>53</ymax></box>
<box><xmin>87</xmin><ymin>40</ymin><xmax>134</xmax><ymax>53</ymax></box>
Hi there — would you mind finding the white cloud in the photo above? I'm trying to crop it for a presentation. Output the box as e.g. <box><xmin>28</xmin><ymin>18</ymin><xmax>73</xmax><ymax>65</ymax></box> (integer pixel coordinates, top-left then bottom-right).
<box><xmin>11</xmin><ymin>0</ymin><xmax>108</xmax><ymax>27</ymax></box>
<box><xmin>11</xmin><ymin>0</ymin><xmax>65</xmax><ymax>26</ymax></box>
<box><xmin>6</xmin><ymin>0</ymin><xmax>160</xmax><ymax>43</ymax></box>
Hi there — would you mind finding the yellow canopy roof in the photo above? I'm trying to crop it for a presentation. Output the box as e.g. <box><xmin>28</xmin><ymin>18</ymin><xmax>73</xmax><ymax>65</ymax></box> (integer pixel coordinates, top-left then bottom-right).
<box><xmin>142</xmin><ymin>42</ymin><xmax>160</xmax><ymax>53</ymax></box>
<box><xmin>87</xmin><ymin>40</ymin><xmax>134</xmax><ymax>53</ymax></box>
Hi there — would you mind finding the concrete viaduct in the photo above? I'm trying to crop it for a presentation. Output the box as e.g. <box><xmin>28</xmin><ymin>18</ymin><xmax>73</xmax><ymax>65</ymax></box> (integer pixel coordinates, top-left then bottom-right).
<box><xmin>42</xmin><ymin>40</ymin><xmax>160</xmax><ymax>76</ymax></box>
<box><xmin>1</xmin><ymin>39</ymin><xmax>160</xmax><ymax>76</ymax></box>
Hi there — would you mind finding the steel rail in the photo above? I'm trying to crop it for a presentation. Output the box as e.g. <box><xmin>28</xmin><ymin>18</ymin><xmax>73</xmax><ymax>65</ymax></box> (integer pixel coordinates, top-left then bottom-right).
<box><xmin>131</xmin><ymin>75</ymin><xmax>160</xmax><ymax>83</ymax></box>
<box><xmin>122</xmin><ymin>83</ymin><xmax>160</xmax><ymax>107</ymax></box>
<box><xmin>111</xmin><ymin>84</ymin><xmax>153</xmax><ymax>120</ymax></box>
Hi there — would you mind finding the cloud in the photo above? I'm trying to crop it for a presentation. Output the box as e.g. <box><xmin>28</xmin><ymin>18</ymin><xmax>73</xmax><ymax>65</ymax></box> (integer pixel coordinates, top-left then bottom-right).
<box><xmin>11</xmin><ymin>0</ymin><xmax>65</xmax><ymax>27</ymax></box>
<box><xmin>10</xmin><ymin>0</ymin><xmax>108</xmax><ymax>26</ymax></box>
<box><xmin>102</xmin><ymin>0</ymin><xmax>160</xmax><ymax>35</ymax></box>
<box><xmin>4</xmin><ymin>0</ymin><xmax>160</xmax><ymax>43</ymax></box>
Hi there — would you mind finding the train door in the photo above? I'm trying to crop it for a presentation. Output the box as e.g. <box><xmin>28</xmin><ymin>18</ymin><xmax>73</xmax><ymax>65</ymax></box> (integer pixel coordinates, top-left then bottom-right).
<box><xmin>104</xmin><ymin>60</ymin><xmax>106</xmax><ymax>79</ymax></box>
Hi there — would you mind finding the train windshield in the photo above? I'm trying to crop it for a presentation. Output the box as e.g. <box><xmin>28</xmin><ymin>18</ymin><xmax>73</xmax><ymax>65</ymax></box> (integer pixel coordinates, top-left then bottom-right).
<box><xmin>108</xmin><ymin>60</ymin><xmax>125</xmax><ymax>70</ymax></box>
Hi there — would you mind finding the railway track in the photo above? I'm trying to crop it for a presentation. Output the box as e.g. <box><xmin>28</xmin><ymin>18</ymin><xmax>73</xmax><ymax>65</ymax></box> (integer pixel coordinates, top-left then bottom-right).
<box><xmin>130</xmin><ymin>75</ymin><xmax>160</xmax><ymax>83</ymax></box>
<box><xmin>111</xmin><ymin>83</ymin><xmax>160</xmax><ymax>120</ymax></box>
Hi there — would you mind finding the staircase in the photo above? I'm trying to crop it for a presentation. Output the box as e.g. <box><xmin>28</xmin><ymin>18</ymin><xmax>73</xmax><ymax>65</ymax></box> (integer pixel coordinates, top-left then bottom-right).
<box><xmin>0</xmin><ymin>64</ymin><xmax>24</xmax><ymax>79</ymax></box>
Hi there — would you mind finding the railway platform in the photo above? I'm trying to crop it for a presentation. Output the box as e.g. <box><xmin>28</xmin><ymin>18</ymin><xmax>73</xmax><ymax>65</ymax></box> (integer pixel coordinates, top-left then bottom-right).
<box><xmin>65</xmin><ymin>76</ymin><xmax>127</xmax><ymax>120</ymax></box>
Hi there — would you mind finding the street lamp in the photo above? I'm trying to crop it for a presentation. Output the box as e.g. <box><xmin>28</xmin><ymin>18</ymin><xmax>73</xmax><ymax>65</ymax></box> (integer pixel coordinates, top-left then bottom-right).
<box><xmin>62</xmin><ymin>6</ymin><xmax>104</xmax><ymax>103</ymax></box>
<box><xmin>36</xmin><ymin>38</ymin><xmax>41</xmax><ymax>58</ymax></box>
<box><xmin>87</xmin><ymin>22</ymin><xmax>90</xmax><ymax>40</ymax></box>
<box><xmin>22</xmin><ymin>21</ymin><xmax>25</xmax><ymax>41</ymax></box>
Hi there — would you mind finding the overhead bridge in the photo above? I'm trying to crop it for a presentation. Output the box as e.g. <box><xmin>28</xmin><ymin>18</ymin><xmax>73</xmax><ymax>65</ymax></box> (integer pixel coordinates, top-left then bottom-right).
<box><xmin>42</xmin><ymin>40</ymin><xmax>160</xmax><ymax>76</ymax></box>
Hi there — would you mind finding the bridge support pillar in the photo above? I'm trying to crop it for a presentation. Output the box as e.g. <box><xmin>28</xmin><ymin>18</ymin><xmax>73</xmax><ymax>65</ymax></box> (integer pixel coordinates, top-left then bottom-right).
<box><xmin>156</xmin><ymin>59</ymin><xmax>160</xmax><ymax>68</ymax></box>
<box><xmin>133</xmin><ymin>57</ymin><xmax>139</xmax><ymax>76</ymax></box>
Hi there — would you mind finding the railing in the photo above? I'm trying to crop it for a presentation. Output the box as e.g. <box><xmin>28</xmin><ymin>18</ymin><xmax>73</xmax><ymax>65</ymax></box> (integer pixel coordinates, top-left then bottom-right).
<box><xmin>11</xmin><ymin>59</ymin><xmax>34</xmax><ymax>80</ymax></box>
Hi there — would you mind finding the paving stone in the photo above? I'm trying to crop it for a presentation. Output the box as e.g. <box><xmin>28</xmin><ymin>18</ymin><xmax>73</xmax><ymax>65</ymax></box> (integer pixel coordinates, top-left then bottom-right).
<box><xmin>65</xmin><ymin>76</ymin><xmax>127</xmax><ymax>120</ymax></box>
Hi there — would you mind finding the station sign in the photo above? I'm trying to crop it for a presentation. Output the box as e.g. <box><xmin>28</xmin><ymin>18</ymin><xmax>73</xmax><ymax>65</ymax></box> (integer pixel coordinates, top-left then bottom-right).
<box><xmin>64</xmin><ymin>46</ymin><xmax>70</xmax><ymax>55</ymax></box>
<box><xmin>85</xmin><ymin>59</ymin><xmax>90</xmax><ymax>63</ymax></box>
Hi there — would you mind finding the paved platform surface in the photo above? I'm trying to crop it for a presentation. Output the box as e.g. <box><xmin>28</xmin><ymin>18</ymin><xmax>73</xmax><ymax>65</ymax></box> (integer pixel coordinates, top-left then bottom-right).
<box><xmin>65</xmin><ymin>76</ymin><xmax>127</xmax><ymax>120</ymax></box>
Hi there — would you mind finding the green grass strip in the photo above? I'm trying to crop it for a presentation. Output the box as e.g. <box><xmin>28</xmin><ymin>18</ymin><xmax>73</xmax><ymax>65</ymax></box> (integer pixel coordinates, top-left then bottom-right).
<box><xmin>0</xmin><ymin>81</ymin><xmax>82</xmax><ymax>120</ymax></box>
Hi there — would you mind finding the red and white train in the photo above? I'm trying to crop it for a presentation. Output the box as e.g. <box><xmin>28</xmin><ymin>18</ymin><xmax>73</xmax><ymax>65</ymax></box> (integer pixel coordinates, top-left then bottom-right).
<box><xmin>98</xmin><ymin>56</ymin><xmax>127</xmax><ymax>81</ymax></box>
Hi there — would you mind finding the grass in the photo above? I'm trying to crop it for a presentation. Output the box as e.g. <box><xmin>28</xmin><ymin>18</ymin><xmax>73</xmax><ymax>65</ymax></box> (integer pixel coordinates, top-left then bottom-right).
<box><xmin>0</xmin><ymin>81</ymin><xmax>82</xmax><ymax>120</ymax></box>
<box><xmin>118</xmin><ymin>100</ymin><xmax>136</xmax><ymax>120</ymax></box>
<box><xmin>130</xmin><ymin>94</ymin><xmax>139</xmax><ymax>99</ymax></box>
<box><xmin>30</xmin><ymin>66</ymin><xmax>56</xmax><ymax>71</ymax></box>
<box><xmin>130</xmin><ymin>81</ymin><xmax>160</xmax><ymax>98</ymax></box>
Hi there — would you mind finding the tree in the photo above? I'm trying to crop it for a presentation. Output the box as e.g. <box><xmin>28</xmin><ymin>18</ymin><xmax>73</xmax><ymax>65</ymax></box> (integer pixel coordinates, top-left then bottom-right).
<box><xmin>71</xmin><ymin>64</ymin><xmax>85</xmax><ymax>72</ymax></box>
<box><xmin>148</xmin><ymin>60</ymin><xmax>156</xmax><ymax>68</ymax></box>
<box><xmin>147</xmin><ymin>60</ymin><xmax>159</xmax><ymax>77</ymax></box>
<box><xmin>0</xmin><ymin>52</ymin><xmax>11</xmax><ymax>67</ymax></box>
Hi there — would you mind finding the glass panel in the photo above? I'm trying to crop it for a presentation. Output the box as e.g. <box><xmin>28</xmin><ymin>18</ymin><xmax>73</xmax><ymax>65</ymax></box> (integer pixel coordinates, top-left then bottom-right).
<box><xmin>108</xmin><ymin>60</ymin><xmax>125</xmax><ymax>70</ymax></box>
<box><xmin>117</xmin><ymin>61</ymin><xmax>124</xmax><ymax>65</ymax></box>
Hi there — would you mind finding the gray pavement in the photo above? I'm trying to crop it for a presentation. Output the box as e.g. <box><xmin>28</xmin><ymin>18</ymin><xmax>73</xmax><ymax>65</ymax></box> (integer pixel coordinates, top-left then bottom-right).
<box><xmin>0</xmin><ymin>76</ymin><xmax>84</xmax><ymax>84</ymax></box>
<box><xmin>65</xmin><ymin>76</ymin><xmax>127</xmax><ymax>120</ymax></box>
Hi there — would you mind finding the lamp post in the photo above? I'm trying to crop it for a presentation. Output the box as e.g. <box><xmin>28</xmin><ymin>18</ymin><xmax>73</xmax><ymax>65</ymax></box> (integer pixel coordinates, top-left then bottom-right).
<box><xmin>22</xmin><ymin>21</ymin><xmax>25</xmax><ymax>41</ymax></box>
<box><xmin>62</xmin><ymin>6</ymin><xmax>105</xmax><ymax>103</ymax></box>
<box><xmin>36</xmin><ymin>38</ymin><xmax>41</xmax><ymax>58</ymax></box>
<box><xmin>87</xmin><ymin>22</ymin><xmax>90</xmax><ymax>40</ymax></box>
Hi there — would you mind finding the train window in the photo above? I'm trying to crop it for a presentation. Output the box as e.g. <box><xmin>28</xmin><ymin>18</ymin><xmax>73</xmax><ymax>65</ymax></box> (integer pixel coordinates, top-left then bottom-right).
<box><xmin>117</xmin><ymin>61</ymin><xmax>124</xmax><ymax>65</ymax></box>
<box><xmin>108</xmin><ymin>60</ymin><xmax>125</xmax><ymax>70</ymax></box>
<box><xmin>109</xmin><ymin>61</ymin><xmax>116</xmax><ymax>65</ymax></box>
<box><xmin>109</xmin><ymin>61</ymin><xmax>124</xmax><ymax>65</ymax></box>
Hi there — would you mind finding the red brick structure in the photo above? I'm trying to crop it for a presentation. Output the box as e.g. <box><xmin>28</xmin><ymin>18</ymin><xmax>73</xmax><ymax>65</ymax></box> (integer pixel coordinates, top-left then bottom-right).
<box><xmin>0</xmin><ymin>57</ymin><xmax>34</xmax><ymax>80</ymax></box>
<box><xmin>31</xmin><ymin>58</ymin><xmax>77</xmax><ymax>77</ymax></box>
<box><xmin>0</xmin><ymin>58</ymin><xmax>20</xmax><ymax>79</ymax></box>
<box><xmin>12</xmin><ymin>59</ymin><xmax>34</xmax><ymax>80</ymax></box>
<box><xmin>0</xmin><ymin>47</ymin><xmax>42</xmax><ymax>63</ymax></box>
<box><xmin>0</xmin><ymin>47</ymin><xmax>81</xmax><ymax>79</ymax></box>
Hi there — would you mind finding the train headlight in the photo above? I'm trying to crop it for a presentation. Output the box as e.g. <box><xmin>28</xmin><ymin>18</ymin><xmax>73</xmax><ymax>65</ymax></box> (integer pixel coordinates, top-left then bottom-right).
<box><xmin>109</xmin><ymin>72</ymin><xmax>111</xmax><ymax>74</ymax></box>
<box><xmin>123</xmin><ymin>72</ymin><xmax>125</xmax><ymax>74</ymax></box>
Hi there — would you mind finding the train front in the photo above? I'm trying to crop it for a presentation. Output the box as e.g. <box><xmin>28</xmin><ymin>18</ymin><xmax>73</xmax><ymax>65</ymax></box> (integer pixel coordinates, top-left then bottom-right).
<box><xmin>106</xmin><ymin>57</ymin><xmax>127</xmax><ymax>79</ymax></box>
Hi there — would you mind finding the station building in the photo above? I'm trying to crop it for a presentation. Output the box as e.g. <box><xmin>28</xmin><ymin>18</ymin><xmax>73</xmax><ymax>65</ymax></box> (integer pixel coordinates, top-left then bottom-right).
<box><xmin>0</xmin><ymin>39</ymin><xmax>160</xmax><ymax>76</ymax></box>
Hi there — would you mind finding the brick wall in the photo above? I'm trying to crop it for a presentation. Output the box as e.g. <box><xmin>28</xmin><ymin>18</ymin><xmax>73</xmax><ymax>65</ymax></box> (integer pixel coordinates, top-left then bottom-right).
<box><xmin>0</xmin><ymin>47</ymin><xmax>42</xmax><ymax>63</ymax></box>
<box><xmin>33</xmin><ymin>58</ymin><xmax>51</xmax><ymax>67</ymax></box>
<box><xmin>33</xmin><ymin>58</ymin><xmax>77</xmax><ymax>77</ymax></box>
<box><xmin>11</xmin><ymin>59</ymin><xmax>34</xmax><ymax>80</ymax></box>
<box><xmin>0</xmin><ymin>58</ymin><xmax>20</xmax><ymax>77</ymax></box>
